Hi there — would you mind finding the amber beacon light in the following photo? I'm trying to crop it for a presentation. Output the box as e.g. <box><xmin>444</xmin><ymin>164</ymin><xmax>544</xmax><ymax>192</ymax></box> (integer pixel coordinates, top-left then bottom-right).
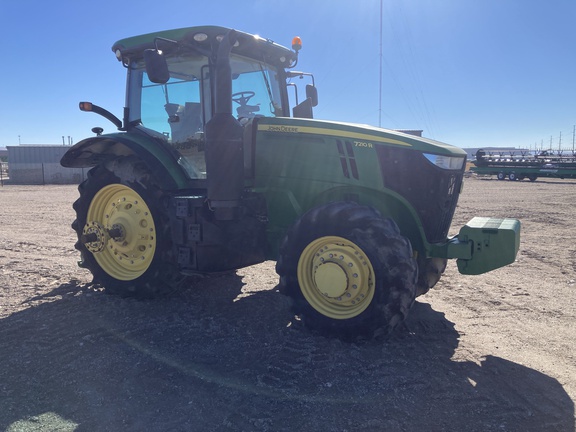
<box><xmin>292</xmin><ymin>36</ymin><xmax>302</xmax><ymax>52</ymax></box>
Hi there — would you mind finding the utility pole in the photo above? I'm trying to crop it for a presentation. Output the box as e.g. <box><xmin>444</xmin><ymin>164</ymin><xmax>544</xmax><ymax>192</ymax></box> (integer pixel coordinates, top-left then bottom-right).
<box><xmin>378</xmin><ymin>0</ymin><xmax>383</xmax><ymax>128</ymax></box>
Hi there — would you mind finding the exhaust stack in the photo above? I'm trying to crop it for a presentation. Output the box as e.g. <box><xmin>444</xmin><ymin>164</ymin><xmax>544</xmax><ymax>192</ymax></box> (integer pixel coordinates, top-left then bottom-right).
<box><xmin>205</xmin><ymin>30</ymin><xmax>244</xmax><ymax>220</ymax></box>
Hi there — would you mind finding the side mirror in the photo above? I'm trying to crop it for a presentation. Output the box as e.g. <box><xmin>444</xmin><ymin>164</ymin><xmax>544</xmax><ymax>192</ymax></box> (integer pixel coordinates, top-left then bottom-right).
<box><xmin>144</xmin><ymin>49</ymin><xmax>170</xmax><ymax>84</ymax></box>
<box><xmin>306</xmin><ymin>84</ymin><xmax>318</xmax><ymax>107</ymax></box>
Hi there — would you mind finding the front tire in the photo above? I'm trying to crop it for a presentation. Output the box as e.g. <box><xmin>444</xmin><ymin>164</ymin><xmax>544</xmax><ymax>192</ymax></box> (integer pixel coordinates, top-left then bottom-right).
<box><xmin>415</xmin><ymin>256</ymin><xmax>447</xmax><ymax>296</ymax></box>
<box><xmin>276</xmin><ymin>202</ymin><xmax>417</xmax><ymax>338</ymax></box>
<box><xmin>72</xmin><ymin>157</ymin><xmax>180</xmax><ymax>298</ymax></box>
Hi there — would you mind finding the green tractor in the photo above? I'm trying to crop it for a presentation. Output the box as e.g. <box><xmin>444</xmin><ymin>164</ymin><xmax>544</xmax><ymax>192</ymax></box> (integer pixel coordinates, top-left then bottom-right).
<box><xmin>61</xmin><ymin>26</ymin><xmax>520</xmax><ymax>338</ymax></box>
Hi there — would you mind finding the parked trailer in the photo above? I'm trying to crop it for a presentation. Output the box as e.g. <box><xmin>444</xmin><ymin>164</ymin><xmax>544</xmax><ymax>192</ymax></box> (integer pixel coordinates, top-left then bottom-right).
<box><xmin>471</xmin><ymin>149</ymin><xmax>576</xmax><ymax>181</ymax></box>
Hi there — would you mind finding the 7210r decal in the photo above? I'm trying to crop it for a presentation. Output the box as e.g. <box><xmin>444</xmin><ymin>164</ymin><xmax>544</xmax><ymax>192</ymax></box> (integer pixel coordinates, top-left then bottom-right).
<box><xmin>354</xmin><ymin>141</ymin><xmax>373</xmax><ymax>148</ymax></box>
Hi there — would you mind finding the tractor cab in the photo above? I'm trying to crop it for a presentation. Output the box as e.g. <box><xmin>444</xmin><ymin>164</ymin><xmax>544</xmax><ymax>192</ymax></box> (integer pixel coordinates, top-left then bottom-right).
<box><xmin>114</xmin><ymin>26</ymin><xmax>316</xmax><ymax>180</ymax></box>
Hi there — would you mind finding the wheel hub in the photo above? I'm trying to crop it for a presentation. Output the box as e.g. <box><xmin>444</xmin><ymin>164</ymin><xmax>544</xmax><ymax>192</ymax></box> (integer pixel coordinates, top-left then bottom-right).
<box><xmin>297</xmin><ymin>236</ymin><xmax>375</xmax><ymax>319</ymax></box>
<box><xmin>314</xmin><ymin>262</ymin><xmax>348</xmax><ymax>298</ymax></box>
<box><xmin>82</xmin><ymin>222</ymin><xmax>107</xmax><ymax>253</ymax></box>
<box><xmin>82</xmin><ymin>222</ymin><xmax>127</xmax><ymax>253</ymax></box>
<box><xmin>85</xmin><ymin>184</ymin><xmax>156</xmax><ymax>281</ymax></box>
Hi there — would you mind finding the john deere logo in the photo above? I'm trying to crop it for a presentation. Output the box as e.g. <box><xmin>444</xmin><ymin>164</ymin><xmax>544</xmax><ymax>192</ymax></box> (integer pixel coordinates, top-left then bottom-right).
<box><xmin>262</xmin><ymin>125</ymin><xmax>299</xmax><ymax>133</ymax></box>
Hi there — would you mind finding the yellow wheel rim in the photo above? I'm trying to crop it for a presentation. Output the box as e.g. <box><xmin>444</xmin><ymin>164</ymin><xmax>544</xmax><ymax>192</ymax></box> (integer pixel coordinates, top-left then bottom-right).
<box><xmin>86</xmin><ymin>184</ymin><xmax>156</xmax><ymax>281</ymax></box>
<box><xmin>297</xmin><ymin>236</ymin><xmax>375</xmax><ymax>320</ymax></box>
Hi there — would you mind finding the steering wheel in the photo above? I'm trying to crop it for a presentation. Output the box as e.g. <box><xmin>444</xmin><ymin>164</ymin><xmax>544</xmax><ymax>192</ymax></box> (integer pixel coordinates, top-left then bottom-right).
<box><xmin>232</xmin><ymin>91</ymin><xmax>255</xmax><ymax>106</ymax></box>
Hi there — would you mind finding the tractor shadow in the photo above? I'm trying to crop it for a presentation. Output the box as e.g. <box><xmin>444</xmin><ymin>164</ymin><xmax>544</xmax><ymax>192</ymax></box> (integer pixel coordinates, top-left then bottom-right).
<box><xmin>0</xmin><ymin>274</ymin><xmax>573</xmax><ymax>432</ymax></box>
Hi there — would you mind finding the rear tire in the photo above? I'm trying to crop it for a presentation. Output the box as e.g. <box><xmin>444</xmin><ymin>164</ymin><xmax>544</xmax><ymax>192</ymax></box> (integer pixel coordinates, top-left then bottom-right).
<box><xmin>508</xmin><ymin>172</ymin><xmax>517</xmax><ymax>181</ymax></box>
<box><xmin>72</xmin><ymin>157</ymin><xmax>180</xmax><ymax>298</ymax></box>
<box><xmin>497</xmin><ymin>172</ymin><xmax>506</xmax><ymax>181</ymax></box>
<box><xmin>276</xmin><ymin>202</ymin><xmax>417</xmax><ymax>339</ymax></box>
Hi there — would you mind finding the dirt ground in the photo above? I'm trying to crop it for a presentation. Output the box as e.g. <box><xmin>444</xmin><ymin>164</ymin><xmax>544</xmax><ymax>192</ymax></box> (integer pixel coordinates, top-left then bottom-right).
<box><xmin>0</xmin><ymin>177</ymin><xmax>574</xmax><ymax>432</ymax></box>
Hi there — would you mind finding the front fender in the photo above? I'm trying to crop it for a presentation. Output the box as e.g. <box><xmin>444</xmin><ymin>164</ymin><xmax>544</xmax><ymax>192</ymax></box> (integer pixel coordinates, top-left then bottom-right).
<box><xmin>312</xmin><ymin>185</ymin><xmax>429</xmax><ymax>254</ymax></box>
<box><xmin>60</xmin><ymin>132</ymin><xmax>190</xmax><ymax>190</ymax></box>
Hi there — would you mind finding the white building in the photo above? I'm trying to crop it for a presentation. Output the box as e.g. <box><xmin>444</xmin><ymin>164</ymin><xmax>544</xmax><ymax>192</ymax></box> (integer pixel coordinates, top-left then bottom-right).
<box><xmin>7</xmin><ymin>145</ymin><xmax>86</xmax><ymax>185</ymax></box>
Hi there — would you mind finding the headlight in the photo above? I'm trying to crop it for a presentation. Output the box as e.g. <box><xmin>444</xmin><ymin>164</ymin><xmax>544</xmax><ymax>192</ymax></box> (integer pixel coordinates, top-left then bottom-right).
<box><xmin>423</xmin><ymin>153</ymin><xmax>465</xmax><ymax>170</ymax></box>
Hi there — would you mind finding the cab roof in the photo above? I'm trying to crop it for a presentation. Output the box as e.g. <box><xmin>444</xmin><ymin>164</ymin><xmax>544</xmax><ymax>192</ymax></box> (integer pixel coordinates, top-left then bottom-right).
<box><xmin>112</xmin><ymin>25</ymin><xmax>297</xmax><ymax>67</ymax></box>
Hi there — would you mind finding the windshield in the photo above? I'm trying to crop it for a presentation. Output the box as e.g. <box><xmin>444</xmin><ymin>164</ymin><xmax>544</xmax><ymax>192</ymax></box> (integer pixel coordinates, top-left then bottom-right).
<box><xmin>230</xmin><ymin>56</ymin><xmax>284</xmax><ymax>118</ymax></box>
<box><xmin>127</xmin><ymin>52</ymin><xmax>285</xmax><ymax>179</ymax></box>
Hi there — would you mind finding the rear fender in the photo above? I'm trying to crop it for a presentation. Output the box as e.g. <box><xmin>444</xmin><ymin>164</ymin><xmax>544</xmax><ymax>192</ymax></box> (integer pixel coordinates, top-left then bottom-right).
<box><xmin>60</xmin><ymin>133</ymin><xmax>190</xmax><ymax>190</ymax></box>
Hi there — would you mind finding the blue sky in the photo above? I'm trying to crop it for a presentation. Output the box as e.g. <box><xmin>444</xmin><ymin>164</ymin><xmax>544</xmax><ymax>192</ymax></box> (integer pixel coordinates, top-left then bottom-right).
<box><xmin>0</xmin><ymin>0</ymin><xmax>574</xmax><ymax>150</ymax></box>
